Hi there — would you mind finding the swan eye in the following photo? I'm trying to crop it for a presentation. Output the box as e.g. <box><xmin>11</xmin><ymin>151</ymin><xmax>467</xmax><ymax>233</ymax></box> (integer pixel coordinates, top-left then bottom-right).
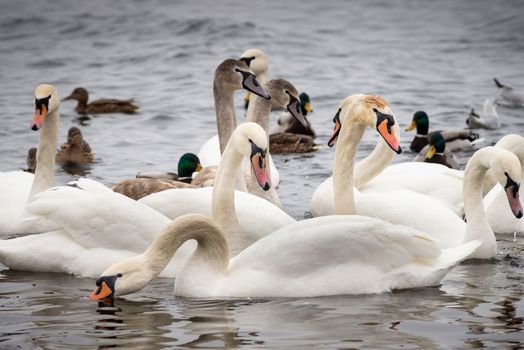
<box><xmin>116</xmin><ymin>273</ymin><xmax>123</xmax><ymax>278</ymax></box>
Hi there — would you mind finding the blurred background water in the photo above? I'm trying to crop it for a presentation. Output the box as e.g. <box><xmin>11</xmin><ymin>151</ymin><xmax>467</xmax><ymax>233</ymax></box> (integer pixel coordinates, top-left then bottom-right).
<box><xmin>1</xmin><ymin>0</ymin><xmax>524</xmax><ymax>348</ymax></box>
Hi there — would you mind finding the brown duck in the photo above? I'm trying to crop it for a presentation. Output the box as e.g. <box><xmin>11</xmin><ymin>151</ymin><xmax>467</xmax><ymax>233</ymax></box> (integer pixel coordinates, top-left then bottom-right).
<box><xmin>63</xmin><ymin>87</ymin><xmax>139</xmax><ymax>114</ymax></box>
<box><xmin>112</xmin><ymin>153</ymin><xmax>204</xmax><ymax>200</ymax></box>
<box><xmin>56</xmin><ymin>127</ymin><xmax>95</xmax><ymax>164</ymax></box>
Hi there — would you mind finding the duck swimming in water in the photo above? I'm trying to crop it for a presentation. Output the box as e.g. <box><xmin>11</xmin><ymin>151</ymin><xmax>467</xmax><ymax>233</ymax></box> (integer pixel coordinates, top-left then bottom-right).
<box><xmin>268</xmin><ymin>92</ymin><xmax>318</xmax><ymax>154</ymax></box>
<box><xmin>416</xmin><ymin>132</ymin><xmax>459</xmax><ymax>169</ymax></box>
<box><xmin>406</xmin><ymin>111</ymin><xmax>479</xmax><ymax>152</ymax></box>
<box><xmin>112</xmin><ymin>153</ymin><xmax>203</xmax><ymax>200</ymax></box>
<box><xmin>63</xmin><ymin>87</ymin><xmax>139</xmax><ymax>114</ymax></box>
<box><xmin>56</xmin><ymin>127</ymin><xmax>94</xmax><ymax>164</ymax></box>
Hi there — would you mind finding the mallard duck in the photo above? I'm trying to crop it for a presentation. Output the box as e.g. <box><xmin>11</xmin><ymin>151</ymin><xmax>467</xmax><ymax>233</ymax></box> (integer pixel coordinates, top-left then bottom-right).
<box><xmin>466</xmin><ymin>97</ymin><xmax>500</xmax><ymax>130</ymax></box>
<box><xmin>56</xmin><ymin>127</ymin><xmax>95</xmax><ymax>164</ymax></box>
<box><xmin>406</xmin><ymin>111</ymin><xmax>479</xmax><ymax>152</ymax></box>
<box><xmin>269</xmin><ymin>92</ymin><xmax>318</xmax><ymax>153</ymax></box>
<box><xmin>24</xmin><ymin>147</ymin><xmax>37</xmax><ymax>173</ymax></box>
<box><xmin>112</xmin><ymin>153</ymin><xmax>203</xmax><ymax>200</ymax></box>
<box><xmin>63</xmin><ymin>87</ymin><xmax>139</xmax><ymax>114</ymax></box>
<box><xmin>494</xmin><ymin>78</ymin><xmax>524</xmax><ymax>107</ymax></box>
<box><xmin>417</xmin><ymin>132</ymin><xmax>459</xmax><ymax>169</ymax></box>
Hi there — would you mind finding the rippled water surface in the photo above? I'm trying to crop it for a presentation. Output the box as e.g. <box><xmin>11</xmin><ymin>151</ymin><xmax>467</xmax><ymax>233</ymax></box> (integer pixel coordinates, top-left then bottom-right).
<box><xmin>1</xmin><ymin>0</ymin><xmax>524</xmax><ymax>348</ymax></box>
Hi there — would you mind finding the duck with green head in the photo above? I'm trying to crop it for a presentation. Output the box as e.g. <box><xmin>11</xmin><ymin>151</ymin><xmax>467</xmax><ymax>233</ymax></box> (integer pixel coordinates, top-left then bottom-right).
<box><xmin>268</xmin><ymin>92</ymin><xmax>318</xmax><ymax>154</ymax></box>
<box><xmin>422</xmin><ymin>132</ymin><xmax>459</xmax><ymax>169</ymax></box>
<box><xmin>112</xmin><ymin>153</ymin><xmax>204</xmax><ymax>200</ymax></box>
<box><xmin>406</xmin><ymin>111</ymin><xmax>479</xmax><ymax>153</ymax></box>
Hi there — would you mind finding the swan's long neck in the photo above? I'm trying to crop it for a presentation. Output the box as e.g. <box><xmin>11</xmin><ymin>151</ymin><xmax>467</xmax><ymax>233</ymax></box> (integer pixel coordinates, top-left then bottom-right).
<box><xmin>333</xmin><ymin>123</ymin><xmax>366</xmax><ymax>214</ymax></box>
<box><xmin>353</xmin><ymin>138</ymin><xmax>395</xmax><ymax>189</ymax></box>
<box><xmin>212</xmin><ymin>140</ymin><xmax>248</xmax><ymax>255</ymax></box>
<box><xmin>246</xmin><ymin>71</ymin><xmax>269</xmax><ymax>121</ymax></box>
<box><xmin>244</xmin><ymin>94</ymin><xmax>282</xmax><ymax>206</ymax></box>
<box><xmin>463</xmin><ymin>149</ymin><xmax>496</xmax><ymax>257</ymax></box>
<box><xmin>246</xmin><ymin>94</ymin><xmax>272</xmax><ymax>134</ymax></box>
<box><xmin>214</xmin><ymin>83</ymin><xmax>237</xmax><ymax>154</ymax></box>
<box><xmin>143</xmin><ymin>216</ymin><xmax>229</xmax><ymax>278</ymax></box>
<box><xmin>29</xmin><ymin>109</ymin><xmax>59</xmax><ymax>200</ymax></box>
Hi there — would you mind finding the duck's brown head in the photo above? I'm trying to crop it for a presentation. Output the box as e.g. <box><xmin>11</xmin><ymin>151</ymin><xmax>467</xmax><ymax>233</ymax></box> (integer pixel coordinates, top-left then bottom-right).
<box><xmin>63</xmin><ymin>87</ymin><xmax>89</xmax><ymax>104</ymax></box>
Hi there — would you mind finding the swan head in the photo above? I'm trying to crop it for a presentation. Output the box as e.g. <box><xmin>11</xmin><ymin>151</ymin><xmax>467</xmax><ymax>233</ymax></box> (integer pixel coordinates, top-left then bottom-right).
<box><xmin>488</xmin><ymin>148</ymin><xmax>523</xmax><ymax>218</ymax></box>
<box><xmin>231</xmin><ymin>122</ymin><xmax>271</xmax><ymax>191</ymax></box>
<box><xmin>63</xmin><ymin>87</ymin><xmax>88</xmax><ymax>103</ymax></box>
<box><xmin>328</xmin><ymin>94</ymin><xmax>401</xmax><ymax>154</ymax></box>
<box><xmin>265</xmin><ymin>79</ymin><xmax>309</xmax><ymax>128</ymax></box>
<box><xmin>425</xmin><ymin>132</ymin><xmax>446</xmax><ymax>159</ymax></box>
<box><xmin>240</xmin><ymin>48</ymin><xmax>269</xmax><ymax>80</ymax></box>
<box><xmin>90</xmin><ymin>256</ymin><xmax>152</xmax><ymax>301</ymax></box>
<box><xmin>31</xmin><ymin>84</ymin><xmax>60</xmax><ymax>131</ymax></box>
<box><xmin>215</xmin><ymin>59</ymin><xmax>271</xmax><ymax>100</ymax></box>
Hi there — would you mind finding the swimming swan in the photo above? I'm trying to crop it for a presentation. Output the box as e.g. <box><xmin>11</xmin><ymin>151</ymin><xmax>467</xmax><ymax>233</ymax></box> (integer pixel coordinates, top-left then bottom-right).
<box><xmin>90</xmin><ymin>213</ymin><xmax>480</xmax><ymax>299</ymax></box>
<box><xmin>0</xmin><ymin>84</ymin><xmax>61</xmax><ymax>236</ymax></box>
<box><xmin>311</xmin><ymin>95</ymin><xmax>523</xmax><ymax>259</ymax></box>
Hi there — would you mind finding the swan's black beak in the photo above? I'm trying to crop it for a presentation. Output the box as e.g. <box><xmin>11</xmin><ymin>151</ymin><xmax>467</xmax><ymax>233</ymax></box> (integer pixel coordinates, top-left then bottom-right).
<box><xmin>505</xmin><ymin>174</ymin><xmax>523</xmax><ymax>219</ymax></box>
<box><xmin>31</xmin><ymin>95</ymin><xmax>51</xmax><ymax>131</ymax></box>
<box><xmin>237</xmin><ymin>69</ymin><xmax>271</xmax><ymax>100</ymax></box>
<box><xmin>375</xmin><ymin>109</ymin><xmax>402</xmax><ymax>154</ymax></box>
<box><xmin>249</xmin><ymin>140</ymin><xmax>271</xmax><ymax>191</ymax></box>
<box><xmin>90</xmin><ymin>275</ymin><xmax>118</xmax><ymax>302</ymax></box>
<box><xmin>286</xmin><ymin>93</ymin><xmax>309</xmax><ymax>128</ymax></box>
<box><xmin>328</xmin><ymin>109</ymin><xmax>342</xmax><ymax>147</ymax></box>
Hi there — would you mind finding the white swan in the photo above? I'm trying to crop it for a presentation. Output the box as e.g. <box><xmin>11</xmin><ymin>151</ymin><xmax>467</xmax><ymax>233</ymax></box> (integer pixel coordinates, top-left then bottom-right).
<box><xmin>484</xmin><ymin>134</ymin><xmax>524</xmax><ymax>233</ymax></box>
<box><xmin>141</xmin><ymin>122</ymin><xmax>295</xmax><ymax>246</ymax></box>
<box><xmin>494</xmin><ymin>78</ymin><xmax>524</xmax><ymax>107</ymax></box>
<box><xmin>311</xmin><ymin>94</ymin><xmax>523</xmax><ymax>259</ymax></box>
<box><xmin>467</xmin><ymin>97</ymin><xmax>500</xmax><ymax>130</ymax></box>
<box><xmin>0</xmin><ymin>84</ymin><xmax>61</xmax><ymax>236</ymax></box>
<box><xmin>315</xmin><ymin>96</ymin><xmax>465</xmax><ymax>215</ymax></box>
<box><xmin>90</xmin><ymin>213</ymin><xmax>480</xmax><ymax>299</ymax></box>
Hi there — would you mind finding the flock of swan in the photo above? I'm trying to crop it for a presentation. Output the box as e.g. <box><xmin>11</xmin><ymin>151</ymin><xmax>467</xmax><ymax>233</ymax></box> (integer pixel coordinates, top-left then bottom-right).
<box><xmin>1</xmin><ymin>48</ymin><xmax>524</xmax><ymax>303</ymax></box>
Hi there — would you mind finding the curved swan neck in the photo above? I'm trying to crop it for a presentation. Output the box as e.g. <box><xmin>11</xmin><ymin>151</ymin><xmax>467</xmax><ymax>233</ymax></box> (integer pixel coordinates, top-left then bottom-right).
<box><xmin>333</xmin><ymin>123</ymin><xmax>366</xmax><ymax>214</ymax></box>
<box><xmin>463</xmin><ymin>149</ymin><xmax>495</xmax><ymax>254</ymax></box>
<box><xmin>212</xmin><ymin>140</ymin><xmax>247</xmax><ymax>255</ymax></box>
<box><xmin>213</xmin><ymin>83</ymin><xmax>237</xmax><ymax>154</ymax></box>
<box><xmin>29</xmin><ymin>108</ymin><xmax>59</xmax><ymax>199</ymax></box>
<box><xmin>144</xmin><ymin>216</ymin><xmax>229</xmax><ymax>277</ymax></box>
<box><xmin>354</xmin><ymin>139</ymin><xmax>395</xmax><ymax>189</ymax></box>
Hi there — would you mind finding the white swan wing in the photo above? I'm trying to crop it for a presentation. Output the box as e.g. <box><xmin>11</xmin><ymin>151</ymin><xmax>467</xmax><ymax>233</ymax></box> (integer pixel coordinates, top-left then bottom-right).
<box><xmin>0</xmin><ymin>171</ymin><xmax>33</xmax><ymax>234</ymax></box>
<box><xmin>221</xmin><ymin>215</ymin><xmax>478</xmax><ymax>297</ymax></box>
<box><xmin>27</xmin><ymin>178</ymin><xmax>170</xmax><ymax>251</ymax></box>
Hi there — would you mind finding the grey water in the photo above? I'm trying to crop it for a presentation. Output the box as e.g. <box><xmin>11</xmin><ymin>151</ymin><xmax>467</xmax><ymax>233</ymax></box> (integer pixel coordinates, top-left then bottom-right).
<box><xmin>1</xmin><ymin>0</ymin><xmax>524</xmax><ymax>348</ymax></box>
